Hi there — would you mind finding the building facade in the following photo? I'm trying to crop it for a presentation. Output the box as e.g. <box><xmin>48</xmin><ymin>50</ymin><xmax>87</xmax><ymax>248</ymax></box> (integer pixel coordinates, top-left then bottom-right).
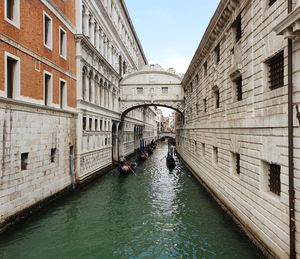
<box><xmin>75</xmin><ymin>0</ymin><xmax>158</xmax><ymax>181</ymax></box>
<box><xmin>177</xmin><ymin>0</ymin><xmax>300</xmax><ymax>258</ymax></box>
<box><xmin>0</xmin><ymin>0</ymin><xmax>77</xmax><ymax>225</ymax></box>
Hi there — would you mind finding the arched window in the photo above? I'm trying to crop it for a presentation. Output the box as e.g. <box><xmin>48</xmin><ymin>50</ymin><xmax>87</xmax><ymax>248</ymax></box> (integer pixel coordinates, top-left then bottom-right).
<box><xmin>89</xmin><ymin>70</ymin><xmax>93</xmax><ymax>103</ymax></box>
<box><xmin>100</xmin><ymin>78</ymin><xmax>103</xmax><ymax>106</ymax></box>
<box><xmin>123</xmin><ymin>61</ymin><xmax>126</xmax><ymax>75</ymax></box>
<box><xmin>82</xmin><ymin>66</ymin><xmax>88</xmax><ymax>100</ymax></box>
<box><xmin>104</xmin><ymin>81</ymin><xmax>107</xmax><ymax>107</ymax></box>
<box><xmin>95</xmin><ymin>75</ymin><xmax>99</xmax><ymax>105</ymax></box>
<box><xmin>119</xmin><ymin>55</ymin><xmax>122</xmax><ymax>75</ymax></box>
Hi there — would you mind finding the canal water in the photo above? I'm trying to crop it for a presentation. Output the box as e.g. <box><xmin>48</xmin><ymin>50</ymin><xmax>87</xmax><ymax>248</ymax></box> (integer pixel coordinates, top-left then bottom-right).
<box><xmin>0</xmin><ymin>142</ymin><xmax>264</xmax><ymax>259</ymax></box>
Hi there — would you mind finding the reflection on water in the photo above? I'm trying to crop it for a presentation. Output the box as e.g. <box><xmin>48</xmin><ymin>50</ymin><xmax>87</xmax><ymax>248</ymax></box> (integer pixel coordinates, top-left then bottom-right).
<box><xmin>0</xmin><ymin>142</ymin><xmax>264</xmax><ymax>259</ymax></box>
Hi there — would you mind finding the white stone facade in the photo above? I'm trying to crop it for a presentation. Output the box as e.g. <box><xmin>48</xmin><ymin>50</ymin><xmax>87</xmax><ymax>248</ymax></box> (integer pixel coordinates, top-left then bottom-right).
<box><xmin>0</xmin><ymin>99</ymin><xmax>76</xmax><ymax>223</ymax></box>
<box><xmin>177</xmin><ymin>0</ymin><xmax>300</xmax><ymax>258</ymax></box>
<box><xmin>76</xmin><ymin>0</ymin><xmax>158</xmax><ymax>181</ymax></box>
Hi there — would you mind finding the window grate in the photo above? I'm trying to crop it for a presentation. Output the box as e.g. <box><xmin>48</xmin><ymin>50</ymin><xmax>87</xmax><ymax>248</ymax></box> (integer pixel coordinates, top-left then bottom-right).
<box><xmin>269</xmin><ymin>164</ymin><xmax>281</xmax><ymax>195</ymax></box>
<box><xmin>268</xmin><ymin>51</ymin><xmax>284</xmax><ymax>90</ymax></box>
<box><xmin>235</xmin><ymin>76</ymin><xmax>243</xmax><ymax>101</ymax></box>
<box><xmin>236</xmin><ymin>153</ymin><xmax>240</xmax><ymax>175</ymax></box>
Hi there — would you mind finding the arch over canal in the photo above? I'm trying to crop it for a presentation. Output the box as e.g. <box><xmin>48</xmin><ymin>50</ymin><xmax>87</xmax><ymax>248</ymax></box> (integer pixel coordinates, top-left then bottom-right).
<box><xmin>119</xmin><ymin>64</ymin><xmax>185</xmax><ymax>119</ymax></box>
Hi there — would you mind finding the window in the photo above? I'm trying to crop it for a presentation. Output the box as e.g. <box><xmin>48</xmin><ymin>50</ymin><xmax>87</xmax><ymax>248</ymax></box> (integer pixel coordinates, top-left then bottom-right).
<box><xmin>202</xmin><ymin>143</ymin><xmax>205</xmax><ymax>157</ymax></box>
<box><xmin>267</xmin><ymin>51</ymin><xmax>284</xmax><ymax>90</ymax></box>
<box><xmin>162</xmin><ymin>87</ymin><xmax>168</xmax><ymax>94</ymax></box>
<box><xmin>213</xmin><ymin>147</ymin><xmax>218</xmax><ymax>163</ymax></box>
<box><xmin>51</xmin><ymin>148</ymin><xmax>56</xmax><ymax>163</ymax></box>
<box><xmin>5</xmin><ymin>0</ymin><xmax>20</xmax><ymax>28</ymax></box>
<box><xmin>196</xmin><ymin>103</ymin><xmax>199</xmax><ymax>115</ymax></box>
<box><xmin>95</xmin><ymin>119</ymin><xmax>98</xmax><ymax>131</ymax></box>
<box><xmin>203</xmin><ymin>61</ymin><xmax>208</xmax><ymax>76</ymax></box>
<box><xmin>232</xmin><ymin>153</ymin><xmax>241</xmax><ymax>175</ymax></box>
<box><xmin>214</xmin><ymin>44</ymin><xmax>220</xmax><ymax>64</ymax></box>
<box><xmin>104</xmin><ymin>121</ymin><xmax>107</xmax><ymax>130</ymax></box>
<box><xmin>44</xmin><ymin>12</ymin><xmax>52</xmax><ymax>49</ymax></box>
<box><xmin>83</xmin><ymin>116</ymin><xmax>86</xmax><ymax>130</ymax></box>
<box><xmin>44</xmin><ymin>72</ymin><xmax>52</xmax><ymax>106</ymax></box>
<box><xmin>232</xmin><ymin>14</ymin><xmax>242</xmax><ymax>43</ymax></box>
<box><xmin>194</xmin><ymin>141</ymin><xmax>197</xmax><ymax>152</ymax></box>
<box><xmin>105</xmin><ymin>138</ymin><xmax>108</xmax><ymax>146</ymax></box>
<box><xmin>195</xmin><ymin>74</ymin><xmax>199</xmax><ymax>85</ymax></box>
<box><xmin>59</xmin><ymin>27</ymin><xmax>67</xmax><ymax>58</ymax></box>
<box><xmin>234</xmin><ymin>76</ymin><xmax>243</xmax><ymax>101</ymax></box>
<box><xmin>203</xmin><ymin>98</ymin><xmax>207</xmax><ymax>113</ymax></box>
<box><xmin>100</xmin><ymin>119</ymin><xmax>103</xmax><ymax>131</ymax></box>
<box><xmin>59</xmin><ymin>80</ymin><xmax>66</xmax><ymax>109</ymax></box>
<box><xmin>269</xmin><ymin>0</ymin><xmax>277</xmax><ymax>6</ymax></box>
<box><xmin>137</xmin><ymin>87</ymin><xmax>143</xmax><ymax>94</ymax></box>
<box><xmin>89</xmin><ymin>118</ymin><xmax>92</xmax><ymax>131</ymax></box>
<box><xmin>21</xmin><ymin>152</ymin><xmax>29</xmax><ymax>170</ymax></box>
<box><xmin>6</xmin><ymin>53</ymin><xmax>20</xmax><ymax>99</ymax></box>
<box><xmin>269</xmin><ymin>164</ymin><xmax>281</xmax><ymax>195</ymax></box>
<box><xmin>213</xmin><ymin>86</ymin><xmax>220</xmax><ymax>108</ymax></box>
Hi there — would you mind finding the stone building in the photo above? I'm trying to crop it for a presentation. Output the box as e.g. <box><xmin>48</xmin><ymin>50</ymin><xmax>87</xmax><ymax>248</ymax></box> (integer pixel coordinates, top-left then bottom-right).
<box><xmin>0</xmin><ymin>1</ymin><xmax>77</xmax><ymax>225</ymax></box>
<box><xmin>177</xmin><ymin>0</ymin><xmax>300</xmax><ymax>258</ymax></box>
<box><xmin>75</xmin><ymin>0</ymin><xmax>158</xmax><ymax>181</ymax></box>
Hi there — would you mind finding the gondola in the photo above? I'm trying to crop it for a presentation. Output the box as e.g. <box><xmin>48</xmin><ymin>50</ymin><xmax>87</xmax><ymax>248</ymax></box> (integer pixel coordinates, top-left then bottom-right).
<box><xmin>118</xmin><ymin>162</ymin><xmax>137</xmax><ymax>174</ymax></box>
<box><xmin>166</xmin><ymin>154</ymin><xmax>176</xmax><ymax>169</ymax></box>
<box><xmin>138</xmin><ymin>153</ymin><xmax>148</xmax><ymax>161</ymax></box>
<box><xmin>147</xmin><ymin>147</ymin><xmax>153</xmax><ymax>155</ymax></box>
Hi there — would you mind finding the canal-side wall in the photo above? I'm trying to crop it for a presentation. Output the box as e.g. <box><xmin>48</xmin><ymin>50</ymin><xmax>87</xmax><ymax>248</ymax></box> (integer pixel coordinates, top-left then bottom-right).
<box><xmin>0</xmin><ymin>100</ymin><xmax>77</xmax><ymax>228</ymax></box>
<box><xmin>178</xmin><ymin>0</ymin><xmax>296</xmax><ymax>258</ymax></box>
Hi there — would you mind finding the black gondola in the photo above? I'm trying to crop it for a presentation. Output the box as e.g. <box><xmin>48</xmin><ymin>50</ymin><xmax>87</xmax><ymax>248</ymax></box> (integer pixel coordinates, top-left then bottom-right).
<box><xmin>166</xmin><ymin>153</ymin><xmax>175</xmax><ymax>169</ymax></box>
<box><xmin>118</xmin><ymin>162</ymin><xmax>137</xmax><ymax>174</ymax></box>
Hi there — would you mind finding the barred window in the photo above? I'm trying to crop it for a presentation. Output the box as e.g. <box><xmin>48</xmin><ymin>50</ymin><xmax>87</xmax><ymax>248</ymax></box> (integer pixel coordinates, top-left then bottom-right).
<box><xmin>21</xmin><ymin>152</ymin><xmax>29</xmax><ymax>171</ymax></box>
<box><xmin>269</xmin><ymin>164</ymin><xmax>281</xmax><ymax>195</ymax></box>
<box><xmin>267</xmin><ymin>51</ymin><xmax>284</xmax><ymax>90</ymax></box>
<box><xmin>203</xmin><ymin>98</ymin><xmax>207</xmax><ymax>112</ymax></box>
<box><xmin>232</xmin><ymin>14</ymin><xmax>242</xmax><ymax>43</ymax></box>
<box><xmin>214</xmin><ymin>44</ymin><xmax>220</xmax><ymax>64</ymax></box>
<box><xmin>51</xmin><ymin>148</ymin><xmax>56</xmax><ymax>163</ymax></box>
<box><xmin>213</xmin><ymin>147</ymin><xmax>218</xmax><ymax>163</ymax></box>
<box><xmin>269</xmin><ymin>0</ymin><xmax>277</xmax><ymax>6</ymax></box>
<box><xmin>235</xmin><ymin>76</ymin><xmax>243</xmax><ymax>101</ymax></box>
<box><xmin>236</xmin><ymin>153</ymin><xmax>240</xmax><ymax>175</ymax></box>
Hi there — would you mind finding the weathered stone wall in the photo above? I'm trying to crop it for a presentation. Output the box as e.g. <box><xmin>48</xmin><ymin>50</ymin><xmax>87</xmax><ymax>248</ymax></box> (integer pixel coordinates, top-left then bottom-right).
<box><xmin>178</xmin><ymin>0</ymin><xmax>295</xmax><ymax>258</ymax></box>
<box><xmin>0</xmin><ymin>99</ymin><xmax>76</xmax><ymax>223</ymax></box>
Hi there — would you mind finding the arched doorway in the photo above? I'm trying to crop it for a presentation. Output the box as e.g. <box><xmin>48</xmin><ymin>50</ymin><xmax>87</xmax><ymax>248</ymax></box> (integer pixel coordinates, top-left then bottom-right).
<box><xmin>112</xmin><ymin>123</ymin><xmax>118</xmax><ymax>162</ymax></box>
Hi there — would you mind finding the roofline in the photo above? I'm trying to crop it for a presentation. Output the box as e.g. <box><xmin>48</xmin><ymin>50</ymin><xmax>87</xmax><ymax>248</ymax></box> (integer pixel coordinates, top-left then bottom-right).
<box><xmin>120</xmin><ymin>0</ymin><xmax>148</xmax><ymax>65</ymax></box>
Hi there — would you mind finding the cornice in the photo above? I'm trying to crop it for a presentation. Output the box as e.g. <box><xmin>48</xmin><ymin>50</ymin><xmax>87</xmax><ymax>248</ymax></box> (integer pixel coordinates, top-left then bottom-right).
<box><xmin>182</xmin><ymin>0</ymin><xmax>251</xmax><ymax>86</ymax></box>
<box><xmin>274</xmin><ymin>4</ymin><xmax>300</xmax><ymax>40</ymax></box>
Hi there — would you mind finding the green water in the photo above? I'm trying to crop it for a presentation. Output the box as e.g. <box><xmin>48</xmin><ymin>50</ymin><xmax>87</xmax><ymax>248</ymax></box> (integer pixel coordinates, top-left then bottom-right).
<box><xmin>0</xmin><ymin>143</ymin><xmax>264</xmax><ymax>259</ymax></box>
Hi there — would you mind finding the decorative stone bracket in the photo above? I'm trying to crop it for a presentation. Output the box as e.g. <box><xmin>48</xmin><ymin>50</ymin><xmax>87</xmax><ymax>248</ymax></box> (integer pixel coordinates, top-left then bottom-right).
<box><xmin>274</xmin><ymin>4</ymin><xmax>300</xmax><ymax>40</ymax></box>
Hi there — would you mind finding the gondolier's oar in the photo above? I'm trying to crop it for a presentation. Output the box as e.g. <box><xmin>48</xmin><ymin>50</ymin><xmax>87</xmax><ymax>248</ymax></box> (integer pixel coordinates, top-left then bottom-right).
<box><xmin>125</xmin><ymin>162</ymin><xmax>137</xmax><ymax>176</ymax></box>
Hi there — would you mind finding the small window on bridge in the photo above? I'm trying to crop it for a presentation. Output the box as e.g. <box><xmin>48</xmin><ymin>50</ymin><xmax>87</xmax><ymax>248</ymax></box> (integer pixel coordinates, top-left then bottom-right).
<box><xmin>137</xmin><ymin>87</ymin><xmax>143</xmax><ymax>94</ymax></box>
<box><xmin>162</xmin><ymin>87</ymin><xmax>168</xmax><ymax>94</ymax></box>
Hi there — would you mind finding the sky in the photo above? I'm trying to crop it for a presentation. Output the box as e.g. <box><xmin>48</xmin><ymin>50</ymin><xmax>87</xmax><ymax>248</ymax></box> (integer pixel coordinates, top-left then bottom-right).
<box><xmin>125</xmin><ymin>0</ymin><xmax>220</xmax><ymax>115</ymax></box>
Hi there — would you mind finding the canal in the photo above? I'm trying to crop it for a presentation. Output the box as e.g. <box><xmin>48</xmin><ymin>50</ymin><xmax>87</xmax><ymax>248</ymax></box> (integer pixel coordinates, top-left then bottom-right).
<box><xmin>0</xmin><ymin>142</ymin><xmax>264</xmax><ymax>258</ymax></box>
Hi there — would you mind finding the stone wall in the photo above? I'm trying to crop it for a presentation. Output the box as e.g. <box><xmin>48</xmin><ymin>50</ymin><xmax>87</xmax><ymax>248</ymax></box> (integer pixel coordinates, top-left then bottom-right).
<box><xmin>0</xmin><ymin>99</ymin><xmax>76</xmax><ymax>223</ymax></box>
<box><xmin>178</xmin><ymin>0</ymin><xmax>296</xmax><ymax>258</ymax></box>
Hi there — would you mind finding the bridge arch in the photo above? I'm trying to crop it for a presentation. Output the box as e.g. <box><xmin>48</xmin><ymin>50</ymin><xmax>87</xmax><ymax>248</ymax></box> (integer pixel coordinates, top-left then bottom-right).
<box><xmin>119</xmin><ymin>64</ymin><xmax>185</xmax><ymax>117</ymax></box>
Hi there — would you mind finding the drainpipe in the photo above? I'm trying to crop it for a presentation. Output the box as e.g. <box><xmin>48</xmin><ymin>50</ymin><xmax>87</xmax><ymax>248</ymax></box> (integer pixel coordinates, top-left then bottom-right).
<box><xmin>287</xmin><ymin>0</ymin><xmax>295</xmax><ymax>258</ymax></box>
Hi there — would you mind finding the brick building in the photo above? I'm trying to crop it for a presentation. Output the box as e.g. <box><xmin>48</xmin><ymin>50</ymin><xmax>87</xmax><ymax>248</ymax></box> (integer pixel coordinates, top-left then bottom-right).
<box><xmin>0</xmin><ymin>0</ymin><xmax>77</xmax><ymax>225</ymax></box>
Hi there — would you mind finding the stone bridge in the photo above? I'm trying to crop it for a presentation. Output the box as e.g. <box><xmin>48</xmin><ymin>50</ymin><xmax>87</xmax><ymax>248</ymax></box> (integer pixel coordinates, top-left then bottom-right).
<box><xmin>159</xmin><ymin>132</ymin><xmax>176</xmax><ymax>139</ymax></box>
<box><xmin>120</xmin><ymin>65</ymin><xmax>184</xmax><ymax>118</ymax></box>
